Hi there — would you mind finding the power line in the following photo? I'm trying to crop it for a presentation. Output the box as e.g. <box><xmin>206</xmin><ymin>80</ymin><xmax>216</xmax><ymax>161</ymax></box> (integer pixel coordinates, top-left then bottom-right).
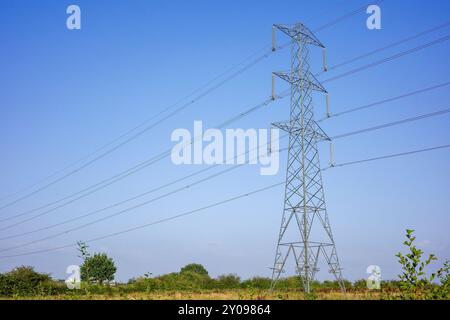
<box><xmin>3</xmin><ymin>141</ymin><xmax>450</xmax><ymax>260</ymax></box>
<box><xmin>0</xmin><ymin>0</ymin><xmax>385</xmax><ymax>210</ymax></box>
<box><xmin>318</xmin><ymin>80</ymin><xmax>450</xmax><ymax>121</ymax></box>
<box><xmin>0</xmin><ymin>95</ymin><xmax>284</xmax><ymax>228</ymax></box>
<box><xmin>323</xmin><ymin>144</ymin><xmax>450</xmax><ymax>170</ymax></box>
<box><xmin>6</xmin><ymin>107</ymin><xmax>450</xmax><ymax>249</ymax></box>
<box><xmin>0</xmin><ymin>151</ymin><xmax>170</xmax><ymax>224</ymax></box>
<box><xmin>0</xmin><ymin>136</ymin><xmax>289</xmax><ymax>241</ymax></box>
<box><xmin>330</xmin><ymin>108</ymin><xmax>450</xmax><ymax>140</ymax></box>
<box><xmin>0</xmin><ymin>182</ymin><xmax>286</xmax><ymax>259</ymax></box>
<box><xmin>2</xmin><ymin>28</ymin><xmax>443</xmax><ymax>227</ymax></box>
<box><xmin>0</xmin><ymin>46</ymin><xmax>270</xmax><ymax>205</ymax></box>
<box><xmin>8</xmin><ymin>101</ymin><xmax>450</xmax><ymax>239</ymax></box>
<box><xmin>0</xmin><ymin>147</ymin><xmax>288</xmax><ymax>253</ymax></box>
<box><xmin>324</xmin><ymin>20</ymin><xmax>450</xmax><ymax>73</ymax></box>
<box><xmin>3</xmin><ymin>0</ymin><xmax>449</xmax><ymax>261</ymax></box>
<box><xmin>313</xmin><ymin>0</ymin><xmax>385</xmax><ymax>33</ymax></box>
<box><xmin>0</xmin><ymin>50</ymin><xmax>275</xmax><ymax>212</ymax></box>
<box><xmin>273</xmin><ymin>1</ymin><xmax>384</xmax><ymax>57</ymax></box>
<box><xmin>5</xmin><ymin>104</ymin><xmax>446</xmax><ymax>234</ymax></box>
<box><xmin>322</xmin><ymin>34</ymin><xmax>450</xmax><ymax>84</ymax></box>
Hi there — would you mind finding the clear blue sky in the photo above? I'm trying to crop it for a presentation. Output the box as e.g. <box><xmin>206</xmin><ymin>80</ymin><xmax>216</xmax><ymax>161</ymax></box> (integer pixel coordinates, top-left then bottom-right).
<box><xmin>0</xmin><ymin>0</ymin><xmax>449</xmax><ymax>282</ymax></box>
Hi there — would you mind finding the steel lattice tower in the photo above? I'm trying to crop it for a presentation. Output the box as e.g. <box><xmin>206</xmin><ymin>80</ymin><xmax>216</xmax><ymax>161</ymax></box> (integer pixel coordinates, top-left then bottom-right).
<box><xmin>270</xmin><ymin>22</ymin><xmax>345</xmax><ymax>293</ymax></box>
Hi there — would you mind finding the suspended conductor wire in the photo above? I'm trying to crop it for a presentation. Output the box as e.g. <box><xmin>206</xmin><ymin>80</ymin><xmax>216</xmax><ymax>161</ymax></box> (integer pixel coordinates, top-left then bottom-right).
<box><xmin>3</xmin><ymin>141</ymin><xmax>450</xmax><ymax>260</ymax></box>
<box><xmin>0</xmin><ymin>0</ymin><xmax>384</xmax><ymax>209</ymax></box>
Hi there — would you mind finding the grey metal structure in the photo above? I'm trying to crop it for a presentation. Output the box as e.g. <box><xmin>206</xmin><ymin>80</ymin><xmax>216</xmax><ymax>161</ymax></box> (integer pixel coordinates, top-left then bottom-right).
<box><xmin>270</xmin><ymin>22</ymin><xmax>345</xmax><ymax>293</ymax></box>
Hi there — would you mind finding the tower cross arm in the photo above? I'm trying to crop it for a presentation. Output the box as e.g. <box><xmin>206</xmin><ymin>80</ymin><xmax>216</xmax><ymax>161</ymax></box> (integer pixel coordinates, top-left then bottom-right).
<box><xmin>271</xmin><ymin>120</ymin><xmax>331</xmax><ymax>141</ymax></box>
<box><xmin>273</xmin><ymin>71</ymin><xmax>327</xmax><ymax>93</ymax></box>
<box><xmin>273</xmin><ymin>23</ymin><xmax>325</xmax><ymax>48</ymax></box>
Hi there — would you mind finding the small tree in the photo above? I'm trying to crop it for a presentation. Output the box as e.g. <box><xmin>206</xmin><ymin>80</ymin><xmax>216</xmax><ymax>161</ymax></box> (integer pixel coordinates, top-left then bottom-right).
<box><xmin>180</xmin><ymin>263</ymin><xmax>209</xmax><ymax>276</ymax></box>
<box><xmin>80</xmin><ymin>253</ymin><xmax>117</xmax><ymax>285</ymax></box>
<box><xmin>77</xmin><ymin>242</ymin><xmax>116</xmax><ymax>285</ymax></box>
<box><xmin>396</xmin><ymin>229</ymin><xmax>449</xmax><ymax>299</ymax></box>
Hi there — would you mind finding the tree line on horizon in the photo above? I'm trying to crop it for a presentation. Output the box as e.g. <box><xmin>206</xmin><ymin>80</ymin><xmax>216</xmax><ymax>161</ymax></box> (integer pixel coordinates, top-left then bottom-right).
<box><xmin>0</xmin><ymin>230</ymin><xmax>448</xmax><ymax>299</ymax></box>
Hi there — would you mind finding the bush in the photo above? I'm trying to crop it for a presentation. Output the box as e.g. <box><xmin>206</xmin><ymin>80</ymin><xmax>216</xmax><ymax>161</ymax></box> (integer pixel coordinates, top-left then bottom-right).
<box><xmin>156</xmin><ymin>271</ymin><xmax>212</xmax><ymax>291</ymax></box>
<box><xmin>0</xmin><ymin>273</ymin><xmax>13</xmax><ymax>296</ymax></box>
<box><xmin>180</xmin><ymin>263</ymin><xmax>208</xmax><ymax>276</ymax></box>
<box><xmin>353</xmin><ymin>279</ymin><xmax>367</xmax><ymax>290</ymax></box>
<box><xmin>241</xmin><ymin>277</ymin><xmax>271</xmax><ymax>289</ymax></box>
<box><xmin>276</xmin><ymin>276</ymin><xmax>301</xmax><ymax>290</ymax></box>
<box><xmin>396</xmin><ymin>229</ymin><xmax>450</xmax><ymax>299</ymax></box>
<box><xmin>130</xmin><ymin>265</ymin><xmax>216</xmax><ymax>292</ymax></box>
<box><xmin>81</xmin><ymin>253</ymin><xmax>117</xmax><ymax>284</ymax></box>
<box><xmin>0</xmin><ymin>266</ymin><xmax>64</xmax><ymax>296</ymax></box>
<box><xmin>215</xmin><ymin>274</ymin><xmax>241</xmax><ymax>289</ymax></box>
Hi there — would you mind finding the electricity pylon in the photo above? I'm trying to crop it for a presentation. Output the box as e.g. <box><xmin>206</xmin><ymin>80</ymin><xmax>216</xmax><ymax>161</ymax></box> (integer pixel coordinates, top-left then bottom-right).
<box><xmin>270</xmin><ymin>22</ymin><xmax>345</xmax><ymax>293</ymax></box>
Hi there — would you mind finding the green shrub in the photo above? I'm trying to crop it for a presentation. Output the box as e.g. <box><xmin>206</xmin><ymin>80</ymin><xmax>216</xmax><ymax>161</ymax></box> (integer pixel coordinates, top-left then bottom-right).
<box><xmin>180</xmin><ymin>263</ymin><xmax>208</xmax><ymax>276</ymax></box>
<box><xmin>158</xmin><ymin>271</ymin><xmax>212</xmax><ymax>291</ymax></box>
<box><xmin>0</xmin><ymin>266</ymin><xmax>65</xmax><ymax>297</ymax></box>
<box><xmin>241</xmin><ymin>277</ymin><xmax>271</xmax><ymax>289</ymax></box>
<box><xmin>80</xmin><ymin>253</ymin><xmax>117</xmax><ymax>284</ymax></box>
<box><xmin>0</xmin><ymin>273</ymin><xmax>12</xmax><ymax>296</ymax></box>
<box><xmin>216</xmin><ymin>274</ymin><xmax>241</xmax><ymax>289</ymax></box>
<box><xmin>396</xmin><ymin>229</ymin><xmax>450</xmax><ymax>300</ymax></box>
<box><xmin>276</xmin><ymin>276</ymin><xmax>301</xmax><ymax>290</ymax></box>
<box><xmin>76</xmin><ymin>241</ymin><xmax>117</xmax><ymax>285</ymax></box>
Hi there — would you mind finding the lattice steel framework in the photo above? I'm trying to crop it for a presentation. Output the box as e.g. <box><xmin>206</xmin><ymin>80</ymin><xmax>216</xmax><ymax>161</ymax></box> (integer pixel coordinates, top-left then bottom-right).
<box><xmin>270</xmin><ymin>22</ymin><xmax>345</xmax><ymax>293</ymax></box>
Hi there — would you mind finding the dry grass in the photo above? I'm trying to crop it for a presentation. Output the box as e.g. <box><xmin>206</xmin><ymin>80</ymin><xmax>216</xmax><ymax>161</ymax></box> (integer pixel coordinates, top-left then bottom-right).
<box><xmin>4</xmin><ymin>289</ymin><xmax>396</xmax><ymax>300</ymax></box>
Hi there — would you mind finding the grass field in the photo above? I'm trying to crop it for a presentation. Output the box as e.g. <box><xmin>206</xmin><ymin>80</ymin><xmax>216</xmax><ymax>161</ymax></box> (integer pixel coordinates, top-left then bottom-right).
<box><xmin>3</xmin><ymin>289</ymin><xmax>408</xmax><ymax>300</ymax></box>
